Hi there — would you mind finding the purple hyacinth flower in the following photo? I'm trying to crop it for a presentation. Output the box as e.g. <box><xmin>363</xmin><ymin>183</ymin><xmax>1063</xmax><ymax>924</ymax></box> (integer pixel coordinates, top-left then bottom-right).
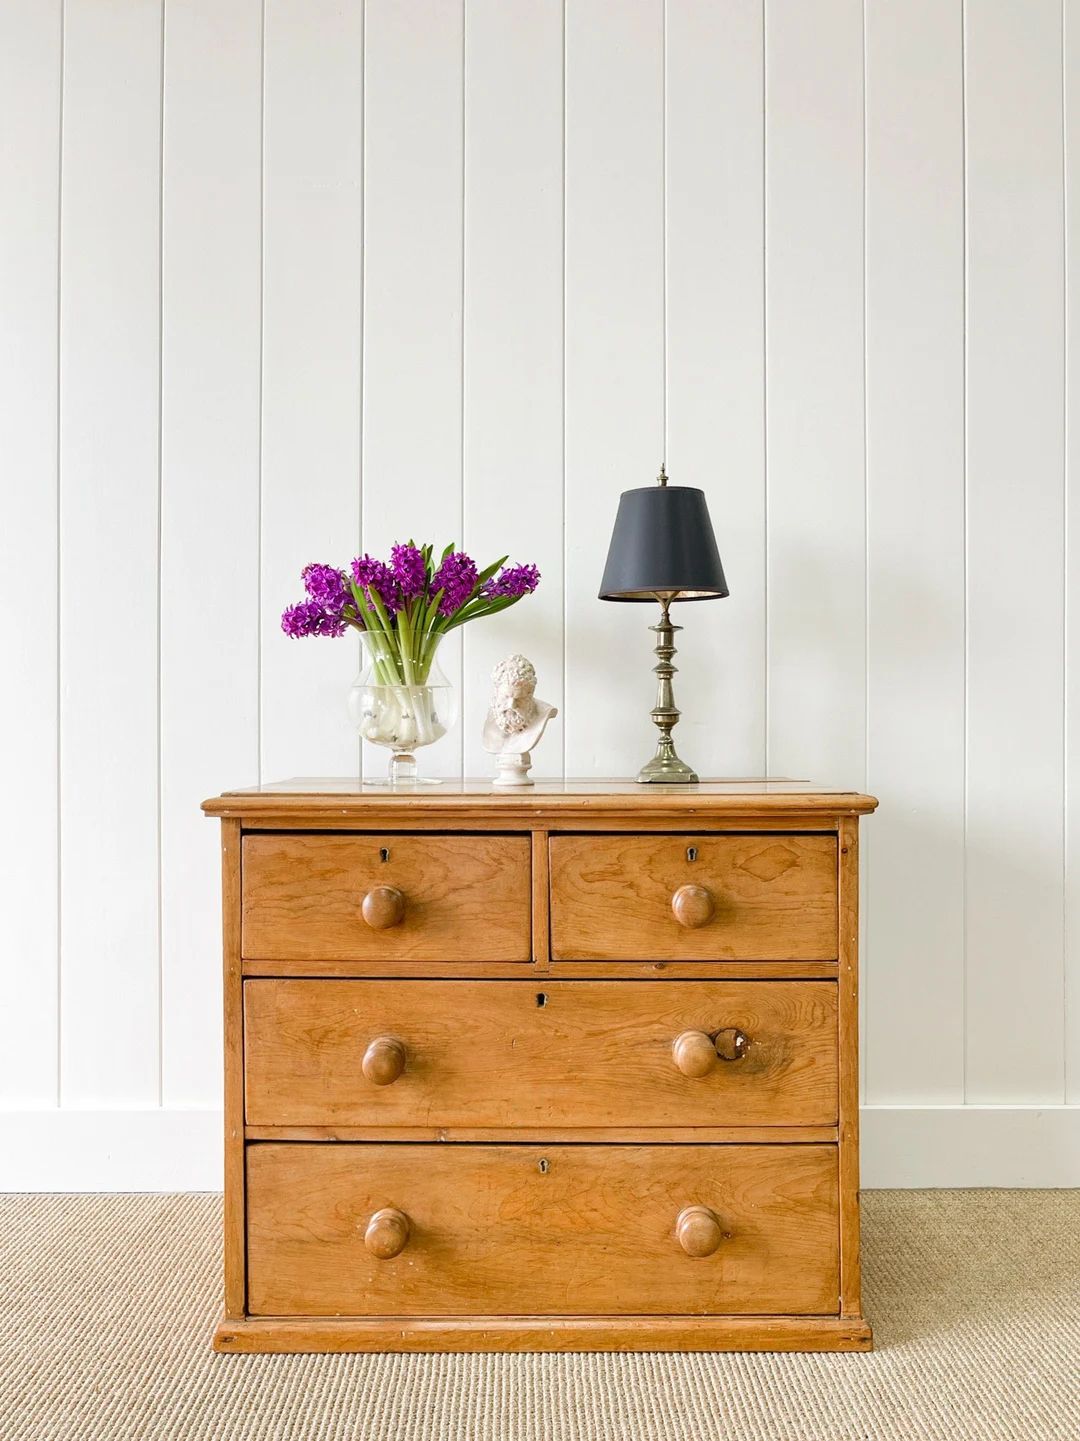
<box><xmin>483</xmin><ymin>562</ymin><xmax>541</xmax><ymax>599</ymax></box>
<box><xmin>431</xmin><ymin>550</ymin><xmax>479</xmax><ymax>616</ymax></box>
<box><xmin>351</xmin><ymin>554</ymin><xmax>398</xmax><ymax>613</ymax></box>
<box><xmin>281</xmin><ymin>600</ymin><xmax>347</xmax><ymax>639</ymax></box>
<box><xmin>391</xmin><ymin>543</ymin><xmax>426</xmax><ymax>601</ymax></box>
<box><xmin>301</xmin><ymin>562</ymin><xmax>349</xmax><ymax>611</ymax></box>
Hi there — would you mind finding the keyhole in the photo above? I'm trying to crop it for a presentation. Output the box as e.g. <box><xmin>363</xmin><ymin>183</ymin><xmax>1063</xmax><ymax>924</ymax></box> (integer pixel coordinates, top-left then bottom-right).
<box><xmin>538</xmin><ymin>1158</ymin><xmax>549</xmax><ymax>1174</ymax></box>
<box><xmin>536</xmin><ymin>992</ymin><xmax>547</xmax><ymax>1007</ymax></box>
<box><xmin>379</xmin><ymin>847</ymin><xmax>390</xmax><ymax>863</ymax></box>
<box><xmin>687</xmin><ymin>846</ymin><xmax>698</xmax><ymax>862</ymax></box>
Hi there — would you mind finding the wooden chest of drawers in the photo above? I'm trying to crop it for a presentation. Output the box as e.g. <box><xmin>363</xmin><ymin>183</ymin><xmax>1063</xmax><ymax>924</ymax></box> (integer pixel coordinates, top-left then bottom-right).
<box><xmin>203</xmin><ymin>779</ymin><xmax>877</xmax><ymax>1353</ymax></box>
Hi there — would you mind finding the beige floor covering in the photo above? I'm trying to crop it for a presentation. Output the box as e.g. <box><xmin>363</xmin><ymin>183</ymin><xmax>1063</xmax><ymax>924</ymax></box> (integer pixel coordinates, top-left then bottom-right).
<box><xmin>0</xmin><ymin>1191</ymin><xmax>1077</xmax><ymax>1441</ymax></box>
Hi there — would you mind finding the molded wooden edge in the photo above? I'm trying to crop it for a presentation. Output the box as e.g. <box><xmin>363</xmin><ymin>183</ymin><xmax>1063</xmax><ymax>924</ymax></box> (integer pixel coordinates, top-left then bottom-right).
<box><xmin>243</xmin><ymin>1125</ymin><xmax>840</xmax><ymax>1143</ymax></box>
<box><xmin>221</xmin><ymin>819</ymin><xmax>245</xmax><ymax>1319</ymax></box>
<box><xmin>214</xmin><ymin>1314</ymin><xmax>873</xmax><ymax>1354</ymax></box>
<box><xmin>837</xmin><ymin>816</ymin><xmax>862</xmax><ymax>1316</ymax></box>
<box><xmin>227</xmin><ymin>816</ymin><xmax>846</xmax><ymax>833</ymax></box>
<box><xmin>202</xmin><ymin>792</ymin><xmax>878</xmax><ymax>820</ymax></box>
<box><xmin>239</xmin><ymin>959</ymin><xmax>841</xmax><ymax>979</ymax></box>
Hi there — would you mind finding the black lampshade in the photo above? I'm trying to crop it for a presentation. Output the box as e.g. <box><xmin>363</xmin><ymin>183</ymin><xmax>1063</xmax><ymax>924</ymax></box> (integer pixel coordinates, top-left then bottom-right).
<box><xmin>598</xmin><ymin>484</ymin><xmax>729</xmax><ymax>602</ymax></box>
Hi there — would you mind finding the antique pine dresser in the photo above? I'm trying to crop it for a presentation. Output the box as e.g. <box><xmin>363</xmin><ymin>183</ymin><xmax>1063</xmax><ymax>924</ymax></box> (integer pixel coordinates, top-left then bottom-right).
<box><xmin>203</xmin><ymin>778</ymin><xmax>877</xmax><ymax>1353</ymax></box>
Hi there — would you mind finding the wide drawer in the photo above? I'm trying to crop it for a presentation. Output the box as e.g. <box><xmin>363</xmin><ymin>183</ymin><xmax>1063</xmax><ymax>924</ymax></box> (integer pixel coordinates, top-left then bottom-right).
<box><xmin>241</xmin><ymin>833</ymin><xmax>531</xmax><ymax>962</ymax></box>
<box><xmin>244</xmin><ymin>978</ymin><xmax>838</xmax><ymax>1128</ymax></box>
<box><xmin>246</xmin><ymin>1142</ymin><xmax>839</xmax><ymax>1317</ymax></box>
<box><xmin>550</xmin><ymin>833</ymin><xmax>837</xmax><ymax>960</ymax></box>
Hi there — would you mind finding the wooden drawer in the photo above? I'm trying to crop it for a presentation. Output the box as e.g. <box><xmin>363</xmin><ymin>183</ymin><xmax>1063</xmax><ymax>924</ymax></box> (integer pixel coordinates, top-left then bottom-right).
<box><xmin>246</xmin><ymin>1142</ymin><xmax>839</xmax><ymax>1317</ymax></box>
<box><xmin>241</xmin><ymin>833</ymin><xmax>531</xmax><ymax>962</ymax></box>
<box><xmin>244</xmin><ymin>978</ymin><xmax>838</xmax><ymax>1129</ymax></box>
<box><xmin>550</xmin><ymin>833</ymin><xmax>837</xmax><ymax>961</ymax></box>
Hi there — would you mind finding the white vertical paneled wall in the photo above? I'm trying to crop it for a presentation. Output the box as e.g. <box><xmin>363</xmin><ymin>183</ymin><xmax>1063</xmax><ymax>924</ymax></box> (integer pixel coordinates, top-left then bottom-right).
<box><xmin>864</xmin><ymin>0</ymin><xmax>965</xmax><ymax>1104</ymax></box>
<box><xmin>160</xmin><ymin>0</ymin><xmax>262</xmax><ymax>1106</ymax></box>
<box><xmin>0</xmin><ymin>0</ymin><xmax>62</xmax><ymax>1108</ymax></box>
<box><xmin>58</xmin><ymin>0</ymin><xmax>163</xmax><ymax>1106</ymax></box>
<box><xmin>1</xmin><ymin>0</ymin><xmax>1079</xmax><ymax>1188</ymax></box>
<box><xmin>964</xmin><ymin>0</ymin><xmax>1065</xmax><ymax>1103</ymax></box>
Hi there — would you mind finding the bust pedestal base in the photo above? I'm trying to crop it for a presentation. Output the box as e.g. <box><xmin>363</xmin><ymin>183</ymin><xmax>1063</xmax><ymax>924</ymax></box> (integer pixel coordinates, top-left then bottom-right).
<box><xmin>492</xmin><ymin>752</ymin><xmax>533</xmax><ymax>787</ymax></box>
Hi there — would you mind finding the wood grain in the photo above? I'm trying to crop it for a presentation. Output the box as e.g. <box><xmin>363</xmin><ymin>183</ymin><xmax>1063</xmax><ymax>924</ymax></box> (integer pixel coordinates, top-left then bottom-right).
<box><xmin>214</xmin><ymin>1314</ymin><xmax>873</xmax><ymax>1354</ymax></box>
<box><xmin>241</xmin><ymin>958</ymin><xmax>840</xmax><ymax>981</ymax></box>
<box><xmin>531</xmin><ymin>830</ymin><xmax>551</xmax><ymax>964</ymax></box>
<box><xmin>208</xmin><ymin>786</ymin><xmax>868</xmax><ymax>1350</ymax></box>
<box><xmin>243</xmin><ymin>979</ymin><xmax>838</xmax><ymax>1129</ymax></box>
<box><xmin>203</xmin><ymin>779</ymin><xmax>878</xmax><ymax>821</ymax></box>
<box><xmin>235</xmin><ymin>814</ymin><xmax>846</xmax><ymax>834</ymax></box>
<box><xmin>241</xmin><ymin>833</ymin><xmax>531</xmax><ymax>961</ymax></box>
<box><xmin>220</xmin><ymin>819</ymin><xmax>245</xmax><ymax>1318</ymax></box>
<box><xmin>244</xmin><ymin>1125</ymin><xmax>839</xmax><ymax>1144</ymax></box>
<box><xmin>550</xmin><ymin>834</ymin><xmax>837</xmax><ymax>960</ymax></box>
<box><xmin>245</xmin><ymin>1142</ymin><xmax>840</xmax><ymax>1318</ymax></box>
<box><xmin>837</xmin><ymin>815</ymin><xmax>862</xmax><ymax>1317</ymax></box>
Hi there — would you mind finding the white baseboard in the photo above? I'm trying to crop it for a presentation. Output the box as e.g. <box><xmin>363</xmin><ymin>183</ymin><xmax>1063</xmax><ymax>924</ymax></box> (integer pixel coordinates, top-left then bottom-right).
<box><xmin>0</xmin><ymin>1107</ymin><xmax>222</xmax><ymax>1191</ymax></box>
<box><xmin>1</xmin><ymin>1105</ymin><xmax>1078</xmax><ymax>1191</ymax></box>
<box><xmin>860</xmin><ymin>1104</ymin><xmax>1080</xmax><ymax>1187</ymax></box>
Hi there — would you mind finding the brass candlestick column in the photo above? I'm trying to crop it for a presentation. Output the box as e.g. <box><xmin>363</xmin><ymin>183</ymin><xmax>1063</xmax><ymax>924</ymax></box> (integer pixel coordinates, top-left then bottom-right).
<box><xmin>598</xmin><ymin>465</ymin><xmax>728</xmax><ymax>785</ymax></box>
<box><xmin>638</xmin><ymin>594</ymin><xmax>697</xmax><ymax>783</ymax></box>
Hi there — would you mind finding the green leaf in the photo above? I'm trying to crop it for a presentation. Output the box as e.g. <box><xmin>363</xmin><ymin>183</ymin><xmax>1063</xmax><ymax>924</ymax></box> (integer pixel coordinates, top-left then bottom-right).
<box><xmin>444</xmin><ymin>592</ymin><xmax>522</xmax><ymax>631</ymax></box>
<box><xmin>476</xmin><ymin>555</ymin><xmax>508</xmax><ymax>586</ymax></box>
<box><xmin>440</xmin><ymin>541</ymin><xmax>456</xmax><ymax>561</ymax></box>
<box><xmin>423</xmin><ymin>589</ymin><xmax>445</xmax><ymax>631</ymax></box>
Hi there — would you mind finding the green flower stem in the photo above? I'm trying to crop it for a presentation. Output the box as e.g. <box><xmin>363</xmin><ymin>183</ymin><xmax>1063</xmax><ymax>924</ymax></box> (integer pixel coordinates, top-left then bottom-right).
<box><xmin>395</xmin><ymin>601</ymin><xmax>418</xmax><ymax>686</ymax></box>
<box><xmin>349</xmin><ymin>580</ymin><xmax>399</xmax><ymax>685</ymax></box>
<box><xmin>365</xmin><ymin>588</ymin><xmax>406</xmax><ymax>684</ymax></box>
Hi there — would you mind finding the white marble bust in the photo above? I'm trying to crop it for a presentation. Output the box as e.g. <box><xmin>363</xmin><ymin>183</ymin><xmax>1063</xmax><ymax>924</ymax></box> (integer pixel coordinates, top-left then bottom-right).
<box><xmin>482</xmin><ymin>654</ymin><xmax>558</xmax><ymax>786</ymax></box>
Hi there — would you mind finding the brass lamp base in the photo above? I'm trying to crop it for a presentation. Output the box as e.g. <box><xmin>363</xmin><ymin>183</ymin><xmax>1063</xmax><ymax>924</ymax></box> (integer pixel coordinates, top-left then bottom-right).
<box><xmin>638</xmin><ymin>745</ymin><xmax>699</xmax><ymax>785</ymax></box>
<box><xmin>636</xmin><ymin>596</ymin><xmax>699</xmax><ymax>785</ymax></box>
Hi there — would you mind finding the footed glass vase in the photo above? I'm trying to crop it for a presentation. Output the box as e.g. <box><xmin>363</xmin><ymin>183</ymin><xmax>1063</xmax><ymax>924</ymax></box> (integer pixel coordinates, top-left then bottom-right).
<box><xmin>348</xmin><ymin>632</ymin><xmax>458</xmax><ymax>785</ymax></box>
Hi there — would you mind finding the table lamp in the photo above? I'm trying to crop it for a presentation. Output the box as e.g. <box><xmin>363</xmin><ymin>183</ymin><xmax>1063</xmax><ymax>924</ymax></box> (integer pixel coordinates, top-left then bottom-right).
<box><xmin>598</xmin><ymin>466</ymin><xmax>728</xmax><ymax>783</ymax></box>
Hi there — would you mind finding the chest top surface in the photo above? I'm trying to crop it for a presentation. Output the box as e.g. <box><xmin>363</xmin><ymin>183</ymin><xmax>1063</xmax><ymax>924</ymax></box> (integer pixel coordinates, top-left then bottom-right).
<box><xmin>203</xmin><ymin>777</ymin><xmax>878</xmax><ymax>823</ymax></box>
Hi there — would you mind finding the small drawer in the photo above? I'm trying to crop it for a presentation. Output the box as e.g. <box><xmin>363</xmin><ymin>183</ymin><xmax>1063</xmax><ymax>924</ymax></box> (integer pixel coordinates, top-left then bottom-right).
<box><xmin>246</xmin><ymin>1142</ymin><xmax>840</xmax><ymax>1317</ymax></box>
<box><xmin>244</xmin><ymin>978</ymin><xmax>838</xmax><ymax>1129</ymax></box>
<box><xmin>241</xmin><ymin>833</ymin><xmax>531</xmax><ymax>962</ymax></box>
<box><xmin>550</xmin><ymin>833</ymin><xmax>837</xmax><ymax>961</ymax></box>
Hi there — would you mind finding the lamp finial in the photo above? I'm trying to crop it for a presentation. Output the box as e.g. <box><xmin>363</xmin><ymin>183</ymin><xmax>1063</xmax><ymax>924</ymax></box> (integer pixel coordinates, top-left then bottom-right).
<box><xmin>657</xmin><ymin>462</ymin><xmax>668</xmax><ymax>487</ymax></box>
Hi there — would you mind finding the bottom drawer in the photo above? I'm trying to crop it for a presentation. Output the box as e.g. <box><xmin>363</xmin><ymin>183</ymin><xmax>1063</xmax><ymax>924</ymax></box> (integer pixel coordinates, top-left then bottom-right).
<box><xmin>246</xmin><ymin>1142</ymin><xmax>839</xmax><ymax>1318</ymax></box>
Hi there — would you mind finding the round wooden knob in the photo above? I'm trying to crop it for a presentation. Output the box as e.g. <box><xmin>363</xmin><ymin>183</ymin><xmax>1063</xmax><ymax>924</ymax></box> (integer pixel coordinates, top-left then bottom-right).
<box><xmin>676</xmin><ymin>1205</ymin><xmax>724</xmax><ymax>1258</ymax></box>
<box><xmin>671</xmin><ymin>883</ymin><xmax>715</xmax><ymax>929</ymax></box>
<box><xmin>362</xmin><ymin>1036</ymin><xmax>406</xmax><ymax>1086</ymax></box>
<box><xmin>362</xmin><ymin>885</ymin><xmax>405</xmax><ymax>929</ymax></box>
<box><xmin>364</xmin><ymin>1207</ymin><xmax>410</xmax><ymax>1259</ymax></box>
<box><xmin>715</xmin><ymin>1026</ymin><xmax>749</xmax><ymax>1062</ymax></box>
<box><xmin>672</xmin><ymin>1030</ymin><xmax>717</xmax><ymax>1078</ymax></box>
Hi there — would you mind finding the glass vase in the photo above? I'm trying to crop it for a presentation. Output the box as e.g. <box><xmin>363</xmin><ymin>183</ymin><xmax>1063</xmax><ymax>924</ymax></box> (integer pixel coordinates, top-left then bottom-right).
<box><xmin>348</xmin><ymin>631</ymin><xmax>458</xmax><ymax>785</ymax></box>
